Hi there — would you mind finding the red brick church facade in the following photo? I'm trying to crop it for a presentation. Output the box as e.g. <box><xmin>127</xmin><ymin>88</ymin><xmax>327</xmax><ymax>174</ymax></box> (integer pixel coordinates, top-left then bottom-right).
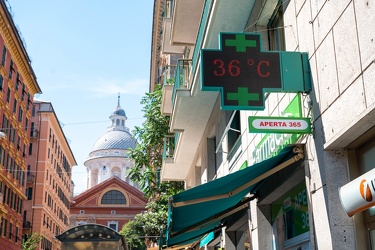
<box><xmin>69</xmin><ymin>176</ymin><xmax>147</xmax><ymax>232</ymax></box>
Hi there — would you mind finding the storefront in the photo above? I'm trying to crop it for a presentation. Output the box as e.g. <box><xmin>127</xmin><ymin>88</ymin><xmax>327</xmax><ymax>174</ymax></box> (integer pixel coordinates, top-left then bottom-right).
<box><xmin>339</xmin><ymin>131</ymin><xmax>375</xmax><ymax>249</ymax></box>
<box><xmin>271</xmin><ymin>182</ymin><xmax>310</xmax><ymax>250</ymax></box>
<box><xmin>159</xmin><ymin>144</ymin><xmax>305</xmax><ymax>249</ymax></box>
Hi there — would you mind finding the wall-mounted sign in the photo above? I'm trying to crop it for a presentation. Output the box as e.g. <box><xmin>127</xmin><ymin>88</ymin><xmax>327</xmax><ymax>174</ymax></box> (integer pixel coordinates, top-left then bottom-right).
<box><xmin>201</xmin><ymin>32</ymin><xmax>311</xmax><ymax>110</ymax></box>
<box><xmin>252</xmin><ymin>94</ymin><xmax>302</xmax><ymax>164</ymax></box>
<box><xmin>339</xmin><ymin>168</ymin><xmax>375</xmax><ymax>216</ymax></box>
<box><xmin>249</xmin><ymin>116</ymin><xmax>311</xmax><ymax>134</ymax></box>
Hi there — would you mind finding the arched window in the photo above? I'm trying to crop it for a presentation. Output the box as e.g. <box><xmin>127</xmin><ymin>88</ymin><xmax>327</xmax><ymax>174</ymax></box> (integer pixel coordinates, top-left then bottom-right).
<box><xmin>101</xmin><ymin>190</ymin><xmax>126</xmax><ymax>204</ymax></box>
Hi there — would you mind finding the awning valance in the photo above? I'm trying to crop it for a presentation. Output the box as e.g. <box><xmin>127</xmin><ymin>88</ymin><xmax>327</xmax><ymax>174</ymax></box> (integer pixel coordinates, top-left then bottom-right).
<box><xmin>161</xmin><ymin>144</ymin><xmax>304</xmax><ymax>249</ymax></box>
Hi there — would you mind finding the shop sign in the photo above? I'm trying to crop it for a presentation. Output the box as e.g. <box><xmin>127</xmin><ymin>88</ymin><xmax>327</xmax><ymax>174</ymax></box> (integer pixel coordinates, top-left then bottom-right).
<box><xmin>249</xmin><ymin>116</ymin><xmax>311</xmax><ymax>134</ymax></box>
<box><xmin>339</xmin><ymin>168</ymin><xmax>375</xmax><ymax>216</ymax></box>
<box><xmin>201</xmin><ymin>32</ymin><xmax>311</xmax><ymax>110</ymax></box>
<box><xmin>252</xmin><ymin>94</ymin><xmax>303</xmax><ymax>164</ymax></box>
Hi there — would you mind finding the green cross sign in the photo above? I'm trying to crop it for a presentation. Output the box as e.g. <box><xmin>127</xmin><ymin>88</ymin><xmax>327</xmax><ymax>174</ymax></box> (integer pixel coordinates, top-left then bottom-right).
<box><xmin>225</xmin><ymin>34</ymin><xmax>257</xmax><ymax>52</ymax></box>
<box><xmin>227</xmin><ymin>87</ymin><xmax>259</xmax><ymax>106</ymax></box>
<box><xmin>200</xmin><ymin>32</ymin><xmax>311</xmax><ymax>110</ymax></box>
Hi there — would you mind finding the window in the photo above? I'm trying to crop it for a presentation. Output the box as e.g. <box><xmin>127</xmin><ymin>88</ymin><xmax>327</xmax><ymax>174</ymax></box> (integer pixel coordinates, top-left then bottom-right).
<box><xmin>27</xmin><ymin>93</ymin><xmax>31</xmax><ymax>110</ymax></box>
<box><xmin>25</xmin><ymin>118</ymin><xmax>28</xmax><ymax>132</ymax></box>
<box><xmin>207</xmin><ymin>137</ymin><xmax>219</xmax><ymax>181</ymax></box>
<box><xmin>16</xmin><ymin>136</ymin><xmax>20</xmax><ymax>150</ymax></box>
<box><xmin>0</xmin><ymin>74</ymin><xmax>3</xmax><ymax>90</ymax></box>
<box><xmin>0</xmin><ymin>146</ymin><xmax>4</xmax><ymax>166</ymax></box>
<box><xmin>28</xmin><ymin>143</ymin><xmax>33</xmax><ymax>155</ymax></box>
<box><xmin>26</xmin><ymin>187</ymin><xmax>33</xmax><ymax>200</ymax></box>
<box><xmin>101</xmin><ymin>190</ymin><xmax>126</xmax><ymax>205</ymax></box>
<box><xmin>79</xmin><ymin>210</ymin><xmax>85</xmax><ymax>214</ymax></box>
<box><xmin>15</xmin><ymin>73</ymin><xmax>19</xmax><ymax>90</ymax></box>
<box><xmin>12</xmin><ymin>192</ymin><xmax>16</xmax><ymax>210</ymax></box>
<box><xmin>21</xmin><ymin>84</ymin><xmax>25</xmax><ymax>101</ymax></box>
<box><xmin>6</xmin><ymin>88</ymin><xmax>10</xmax><ymax>103</ymax></box>
<box><xmin>227</xmin><ymin>111</ymin><xmax>241</xmax><ymax>154</ymax></box>
<box><xmin>9</xmin><ymin>125</ymin><xmax>15</xmax><ymax>143</ymax></box>
<box><xmin>358</xmin><ymin>139</ymin><xmax>375</xmax><ymax>248</ymax></box>
<box><xmin>15</xmin><ymin>226</ymin><xmax>18</xmax><ymax>242</ymax></box>
<box><xmin>2</xmin><ymin>217</ymin><xmax>6</xmax><ymax>237</ymax></box>
<box><xmin>272</xmin><ymin>182</ymin><xmax>309</xmax><ymax>249</ymax></box>
<box><xmin>9</xmin><ymin>222</ymin><xmax>12</xmax><ymax>239</ymax></box>
<box><xmin>8</xmin><ymin>60</ymin><xmax>13</xmax><ymax>79</ymax></box>
<box><xmin>18</xmin><ymin>107</ymin><xmax>23</xmax><ymax>122</ymax></box>
<box><xmin>18</xmin><ymin>198</ymin><xmax>22</xmax><ymax>214</ymax></box>
<box><xmin>108</xmin><ymin>221</ymin><xmax>118</xmax><ymax>231</ymax></box>
<box><xmin>268</xmin><ymin>1</ymin><xmax>286</xmax><ymax>51</ymax></box>
<box><xmin>1</xmin><ymin>45</ymin><xmax>6</xmax><ymax>66</ymax></box>
<box><xmin>13</xmin><ymin>99</ymin><xmax>17</xmax><ymax>113</ymax></box>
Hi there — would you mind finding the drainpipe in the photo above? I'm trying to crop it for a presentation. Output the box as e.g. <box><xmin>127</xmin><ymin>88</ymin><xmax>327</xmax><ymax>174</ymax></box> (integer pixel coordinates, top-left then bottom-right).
<box><xmin>31</xmin><ymin>109</ymin><xmax>42</xmax><ymax>240</ymax></box>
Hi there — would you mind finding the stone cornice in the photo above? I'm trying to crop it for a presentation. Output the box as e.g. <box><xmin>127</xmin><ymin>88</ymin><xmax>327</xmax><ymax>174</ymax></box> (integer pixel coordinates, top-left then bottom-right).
<box><xmin>0</xmin><ymin>2</ymin><xmax>41</xmax><ymax>95</ymax></box>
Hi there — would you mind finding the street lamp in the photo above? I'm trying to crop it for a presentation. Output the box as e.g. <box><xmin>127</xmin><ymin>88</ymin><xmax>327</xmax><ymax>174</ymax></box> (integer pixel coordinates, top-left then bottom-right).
<box><xmin>0</xmin><ymin>131</ymin><xmax>5</xmax><ymax>138</ymax></box>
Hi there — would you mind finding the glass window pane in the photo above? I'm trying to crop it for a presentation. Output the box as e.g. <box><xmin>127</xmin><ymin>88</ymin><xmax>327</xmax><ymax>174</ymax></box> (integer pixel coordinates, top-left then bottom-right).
<box><xmin>101</xmin><ymin>190</ymin><xmax>126</xmax><ymax>204</ymax></box>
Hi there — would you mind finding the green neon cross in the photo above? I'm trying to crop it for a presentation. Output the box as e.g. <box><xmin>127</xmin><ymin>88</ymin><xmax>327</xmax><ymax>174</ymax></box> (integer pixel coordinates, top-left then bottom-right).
<box><xmin>227</xmin><ymin>87</ymin><xmax>260</xmax><ymax>106</ymax></box>
<box><xmin>225</xmin><ymin>34</ymin><xmax>256</xmax><ymax>52</ymax></box>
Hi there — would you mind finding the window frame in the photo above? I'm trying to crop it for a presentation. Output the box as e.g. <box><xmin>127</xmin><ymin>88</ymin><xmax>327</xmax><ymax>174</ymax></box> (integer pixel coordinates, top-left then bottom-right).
<box><xmin>267</xmin><ymin>0</ymin><xmax>286</xmax><ymax>51</ymax></box>
<box><xmin>101</xmin><ymin>190</ymin><xmax>126</xmax><ymax>205</ymax></box>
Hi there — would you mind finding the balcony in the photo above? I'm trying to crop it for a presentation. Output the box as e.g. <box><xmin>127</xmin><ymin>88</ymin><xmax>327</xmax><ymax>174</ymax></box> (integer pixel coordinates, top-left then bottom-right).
<box><xmin>160</xmin><ymin>59</ymin><xmax>218</xmax><ymax>181</ymax></box>
<box><xmin>26</xmin><ymin>174</ymin><xmax>35</xmax><ymax>183</ymax></box>
<box><xmin>161</xmin><ymin>65</ymin><xmax>176</xmax><ymax>116</ymax></box>
<box><xmin>162</xmin><ymin>134</ymin><xmax>176</xmax><ymax>178</ymax></box>
<box><xmin>159</xmin><ymin>0</ymin><xmax>258</xmax><ymax>181</ymax></box>
<box><xmin>162</xmin><ymin>18</ymin><xmax>184</xmax><ymax>54</ymax></box>
<box><xmin>170</xmin><ymin>0</ymin><xmax>205</xmax><ymax>46</ymax></box>
<box><xmin>161</xmin><ymin>60</ymin><xmax>192</xmax><ymax>117</ymax></box>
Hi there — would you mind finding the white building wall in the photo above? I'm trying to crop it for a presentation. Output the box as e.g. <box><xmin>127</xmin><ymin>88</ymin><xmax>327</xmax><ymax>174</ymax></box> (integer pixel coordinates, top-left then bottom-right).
<box><xmin>181</xmin><ymin>0</ymin><xmax>374</xmax><ymax>249</ymax></box>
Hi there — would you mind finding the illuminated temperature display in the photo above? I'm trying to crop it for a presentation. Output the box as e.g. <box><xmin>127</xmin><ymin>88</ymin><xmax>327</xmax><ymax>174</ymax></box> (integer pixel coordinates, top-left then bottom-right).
<box><xmin>201</xmin><ymin>33</ymin><xmax>282</xmax><ymax>110</ymax></box>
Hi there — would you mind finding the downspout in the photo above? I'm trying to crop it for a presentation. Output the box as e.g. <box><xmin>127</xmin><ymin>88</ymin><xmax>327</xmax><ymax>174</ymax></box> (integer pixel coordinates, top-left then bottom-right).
<box><xmin>31</xmin><ymin>109</ymin><xmax>42</xmax><ymax>240</ymax></box>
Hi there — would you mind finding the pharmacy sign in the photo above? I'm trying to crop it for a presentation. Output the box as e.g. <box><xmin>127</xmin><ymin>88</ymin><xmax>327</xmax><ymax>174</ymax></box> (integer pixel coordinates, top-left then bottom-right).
<box><xmin>201</xmin><ymin>32</ymin><xmax>311</xmax><ymax>110</ymax></box>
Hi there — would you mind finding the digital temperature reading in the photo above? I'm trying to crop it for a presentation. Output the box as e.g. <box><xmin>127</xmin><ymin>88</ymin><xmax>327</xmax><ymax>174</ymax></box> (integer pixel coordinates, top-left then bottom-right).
<box><xmin>201</xmin><ymin>33</ymin><xmax>282</xmax><ymax>110</ymax></box>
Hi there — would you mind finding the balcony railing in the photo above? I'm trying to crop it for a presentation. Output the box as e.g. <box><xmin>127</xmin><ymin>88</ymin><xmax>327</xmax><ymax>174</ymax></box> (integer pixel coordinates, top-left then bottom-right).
<box><xmin>162</xmin><ymin>65</ymin><xmax>177</xmax><ymax>85</ymax></box>
<box><xmin>163</xmin><ymin>134</ymin><xmax>175</xmax><ymax>159</ymax></box>
<box><xmin>163</xmin><ymin>133</ymin><xmax>181</xmax><ymax>160</ymax></box>
<box><xmin>172</xmin><ymin>59</ymin><xmax>192</xmax><ymax>104</ymax></box>
<box><xmin>26</xmin><ymin>174</ymin><xmax>35</xmax><ymax>183</ymax></box>
<box><xmin>164</xmin><ymin>0</ymin><xmax>174</xmax><ymax>19</ymax></box>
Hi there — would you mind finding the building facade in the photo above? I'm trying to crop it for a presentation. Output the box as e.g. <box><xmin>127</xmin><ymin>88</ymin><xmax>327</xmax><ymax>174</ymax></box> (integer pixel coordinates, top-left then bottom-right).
<box><xmin>70</xmin><ymin>97</ymin><xmax>147</xmax><ymax>232</ymax></box>
<box><xmin>0</xmin><ymin>1</ymin><xmax>41</xmax><ymax>249</ymax></box>
<box><xmin>151</xmin><ymin>0</ymin><xmax>375</xmax><ymax>249</ymax></box>
<box><xmin>70</xmin><ymin>176</ymin><xmax>147</xmax><ymax>233</ymax></box>
<box><xmin>24</xmin><ymin>100</ymin><xmax>77</xmax><ymax>250</ymax></box>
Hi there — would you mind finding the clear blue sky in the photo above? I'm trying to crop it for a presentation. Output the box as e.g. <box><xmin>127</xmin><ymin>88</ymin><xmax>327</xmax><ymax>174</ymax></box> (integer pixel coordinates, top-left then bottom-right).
<box><xmin>6</xmin><ymin>0</ymin><xmax>153</xmax><ymax>195</ymax></box>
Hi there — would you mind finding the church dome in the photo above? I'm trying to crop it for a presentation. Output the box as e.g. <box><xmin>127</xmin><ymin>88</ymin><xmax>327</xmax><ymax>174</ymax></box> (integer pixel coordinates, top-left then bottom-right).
<box><xmin>112</xmin><ymin>106</ymin><xmax>126</xmax><ymax>117</ymax></box>
<box><xmin>90</xmin><ymin>95</ymin><xmax>136</xmax><ymax>152</ymax></box>
<box><xmin>91</xmin><ymin>130</ymin><xmax>136</xmax><ymax>151</ymax></box>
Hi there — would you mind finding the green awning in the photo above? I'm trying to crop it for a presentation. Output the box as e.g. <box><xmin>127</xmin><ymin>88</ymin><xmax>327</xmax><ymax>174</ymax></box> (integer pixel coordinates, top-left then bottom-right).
<box><xmin>161</xmin><ymin>144</ymin><xmax>304</xmax><ymax>249</ymax></box>
<box><xmin>199</xmin><ymin>231</ymin><xmax>214</xmax><ymax>248</ymax></box>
